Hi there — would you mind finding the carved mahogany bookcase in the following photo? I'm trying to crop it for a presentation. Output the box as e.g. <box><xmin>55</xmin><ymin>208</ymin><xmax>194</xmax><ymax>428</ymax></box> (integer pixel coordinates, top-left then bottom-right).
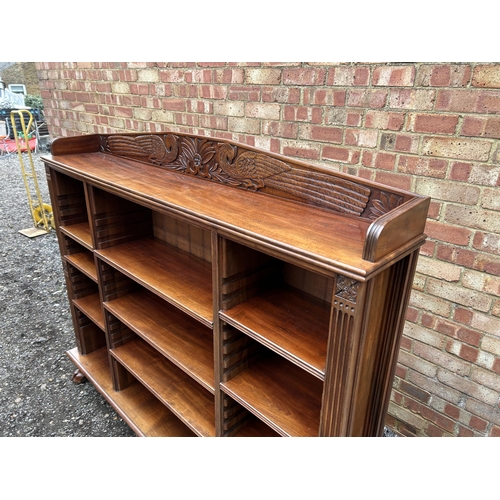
<box><xmin>42</xmin><ymin>131</ymin><xmax>429</xmax><ymax>437</ymax></box>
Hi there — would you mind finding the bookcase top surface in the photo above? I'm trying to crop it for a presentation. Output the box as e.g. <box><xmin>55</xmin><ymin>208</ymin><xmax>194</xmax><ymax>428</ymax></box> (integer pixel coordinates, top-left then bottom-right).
<box><xmin>44</xmin><ymin>132</ymin><xmax>428</xmax><ymax>279</ymax></box>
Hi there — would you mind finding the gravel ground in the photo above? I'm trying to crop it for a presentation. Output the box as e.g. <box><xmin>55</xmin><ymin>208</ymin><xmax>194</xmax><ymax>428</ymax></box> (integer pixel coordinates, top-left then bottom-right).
<box><xmin>0</xmin><ymin>148</ymin><xmax>396</xmax><ymax>438</ymax></box>
<box><xmin>0</xmin><ymin>149</ymin><xmax>134</xmax><ymax>437</ymax></box>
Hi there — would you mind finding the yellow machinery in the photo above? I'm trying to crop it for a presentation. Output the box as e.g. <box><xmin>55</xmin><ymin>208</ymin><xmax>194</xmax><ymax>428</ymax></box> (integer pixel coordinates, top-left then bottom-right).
<box><xmin>10</xmin><ymin>109</ymin><xmax>54</xmax><ymax>237</ymax></box>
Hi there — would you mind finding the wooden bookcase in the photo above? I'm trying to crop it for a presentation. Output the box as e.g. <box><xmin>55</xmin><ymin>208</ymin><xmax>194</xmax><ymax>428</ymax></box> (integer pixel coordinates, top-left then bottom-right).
<box><xmin>42</xmin><ymin>131</ymin><xmax>429</xmax><ymax>437</ymax></box>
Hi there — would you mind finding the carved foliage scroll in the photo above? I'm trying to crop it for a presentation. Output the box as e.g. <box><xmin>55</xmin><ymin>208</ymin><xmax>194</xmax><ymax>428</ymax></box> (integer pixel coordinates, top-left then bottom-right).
<box><xmin>99</xmin><ymin>134</ymin><xmax>404</xmax><ymax>219</ymax></box>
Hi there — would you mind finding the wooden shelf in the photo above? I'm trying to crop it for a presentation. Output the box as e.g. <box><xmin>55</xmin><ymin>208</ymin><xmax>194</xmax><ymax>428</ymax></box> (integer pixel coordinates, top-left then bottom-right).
<box><xmin>111</xmin><ymin>338</ymin><xmax>216</xmax><ymax>437</ymax></box>
<box><xmin>73</xmin><ymin>293</ymin><xmax>104</xmax><ymax>330</ymax></box>
<box><xmin>104</xmin><ymin>289</ymin><xmax>215</xmax><ymax>392</ymax></box>
<box><xmin>221</xmin><ymin>285</ymin><xmax>330</xmax><ymax>380</ymax></box>
<box><xmin>66</xmin><ymin>347</ymin><xmax>196</xmax><ymax>437</ymax></box>
<box><xmin>65</xmin><ymin>251</ymin><xmax>97</xmax><ymax>282</ymax></box>
<box><xmin>222</xmin><ymin>353</ymin><xmax>323</xmax><ymax>437</ymax></box>
<box><xmin>231</xmin><ymin>417</ymin><xmax>280</xmax><ymax>437</ymax></box>
<box><xmin>60</xmin><ymin>222</ymin><xmax>93</xmax><ymax>250</ymax></box>
<box><xmin>96</xmin><ymin>238</ymin><xmax>213</xmax><ymax>327</ymax></box>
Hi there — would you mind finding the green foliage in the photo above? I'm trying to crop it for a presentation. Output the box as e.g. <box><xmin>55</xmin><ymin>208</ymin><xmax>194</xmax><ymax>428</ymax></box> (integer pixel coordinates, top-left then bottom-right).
<box><xmin>24</xmin><ymin>94</ymin><xmax>44</xmax><ymax>110</ymax></box>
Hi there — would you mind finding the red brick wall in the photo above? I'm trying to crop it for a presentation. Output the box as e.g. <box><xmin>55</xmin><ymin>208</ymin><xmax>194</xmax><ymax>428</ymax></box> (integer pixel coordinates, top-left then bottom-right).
<box><xmin>36</xmin><ymin>62</ymin><xmax>500</xmax><ymax>437</ymax></box>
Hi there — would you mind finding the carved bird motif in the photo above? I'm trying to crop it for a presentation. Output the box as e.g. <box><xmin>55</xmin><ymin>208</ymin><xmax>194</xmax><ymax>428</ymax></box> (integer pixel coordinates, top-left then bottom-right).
<box><xmin>106</xmin><ymin>134</ymin><xmax>178</xmax><ymax>165</ymax></box>
<box><xmin>217</xmin><ymin>143</ymin><xmax>371</xmax><ymax>216</ymax></box>
<box><xmin>217</xmin><ymin>142</ymin><xmax>291</xmax><ymax>189</ymax></box>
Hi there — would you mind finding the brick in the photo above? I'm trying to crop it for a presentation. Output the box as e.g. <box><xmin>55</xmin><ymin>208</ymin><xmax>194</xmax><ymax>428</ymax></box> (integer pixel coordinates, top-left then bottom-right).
<box><xmin>409</xmin><ymin>370</ymin><xmax>462</xmax><ymax>405</ymax></box>
<box><xmin>111</xmin><ymin>82</ymin><xmax>130</xmax><ymax>94</ymax></box>
<box><xmin>151</xmin><ymin>109</ymin><xmax>174</xmax><ymax>123</ymax></box>
<box><xmin>416</xmin><ymin>178</ymin><xmax>479</xmax><ymax>204</ymax></box>
<box><xmin>398</xmin><ymin>156</ymin><xmax>447</xmax><ymax>178</ymax></box>
<box><xmin>417</xmin><ymin>64</ymin><xmax>471</xmax><ymax>88</ymax></box>
<box><xmin>412</xmin><ymin>113</ymin><xmax>459</xmax><ymax>134</ymax></box>
<box><xmin>493</xmin><ymin>358</ymin><xmax>500</xmax><ymax>373</ymax></box>
<box><xmin>425</xmin><ymin>220</ymin><xmax>471</xmax><ymax>246</ymax></box>
<box><xmin>381</xmin><ymin>133</ymin><xmax>413</xmax><ymax>153</ymax></box>
<box><xmin>214</xmin><ymin>68</ymin><xmax>245</xmax><ymax>84</ymax></box>
<box><xmin>435</xmin><ymin>90</ymin><xmax>479</xmax><ymax>112</ymax></box>
<box><xmin>374</xmin><ymin>171</ymin><xmax>412</xmax><ymax>191</ymax></box>
<box><xmin>472</xmin><ymin>64</ymin><xmax>500</xmax><ymax>88</ymax></box>
<box><xmin>213</xmin><ymin>101</ymin><xmax>244</xmax><ymax>117</ymax></box>
<box><xmin>322</xmin><ymin>146</ymin><xmax>360</xmax><ymax>164</ymax></box>
<box><xmin>397</xmin><ymin>349</ymin><xmax>438</xmax><ymax>377</ymax></box>
<box><xmin>461</xmin><ymin>116</ymin><xmax>500</xmax><ymax>139</ymax></box>
<box><xmin>469</xmin><ymin>415</ymin><xmax>488</xmax><ymax>432</ymax></box>
<box><xmin>387</xmin><ymin>402</ymin><xmax>426</xmax><ymax>429</ymax></box>
<box><xmin>365</xmin><ymin>110</ymin><xmax>405</xmax><ymax>131</ymax></box>
<box><xmin>490</xmin><ymin>425</ymin><xmax>500</xmax><ymax>437</ymax></box>
<box><xmin>284</xmin><ymin>106</ymin><xmax>322</xmax><ymax>123</ymax></box>
<box><xmin>113</xmin><ymin>106</ymin><xmax>133</xmax><ymax>118</ymax></box>
<box><xmin>449</xmin><ymin>162</ymin><xmax>472</xmax><ymax>181</ymax></box>
<box><xmin>185</xmin><ymin>69</ymin><xmax>212</xmax><ymax>84</ymax></box>
<box><xmin>447</xmin><ymin>341</ymin><xmax>479</xmax><ymax>363</ymax></box>
<box><xmin>481</xmin><ymin>187</ymin><xmax>500</xmax><ymax>211</ymax></box>
<box><xmin>462</xmin><ymin>269</ymin><xmax>500</xmax><ymax>295</ymax></box>
<box><xmin>388</xmin><ymin>89</ymin><xmax>435</xmax><ymax>110</ymax></box>
<box><xmin>474</xmin><ymin>253</ymin><xmax>500</xmax><ymax>276</ymax></box>
<box><xmin>444</xmin><ymin>204</ymin><xmax>500</xmax><ymax>233</ymax></box>
<box><xmin>477</xmin><ymin>90</ymin><xmax>500</xmax><ymax>113</ymax></box>
<box><xmin>438</xmin><ymin>369</ymin><xmax>499</xmax><ymax>405</ymax></box>
<box><xmin>492</xmin><ymin>299</ymin><xmax>500</xmax><ymax>318</ymax></box>
<box><xmin>438</xmin><ymin>244</ymin><xmax>474</xmax><ymax>269</ymax></box>
<box><xmin>227</xmin><ymin>85</ymin><xmax>260</xmax><ymax>101</ymax></box>
<box><xmin>306</xmin><ymin>125</ymin><xmax>343</xmax><ymax>143</ymax></box>
<box><xmin>227</xmin><ymin>117</ymin><xmax>260</xmax><ymax>134</ymax></box>
<box><xmin>347</xmin><ymin>89</ymin><xmax>387</xmax><ymax>108</ymax></box>
<box><xmin>403</xmin><ymin>398</ymin><xmax>456</xmax><ymax>433</ymax></box>
<box><xmin>427</xmin><ymin>277</ymin><xmax>492</xmax><ymax>312</ymax></box>
<box><xmin>403</xmin><ymin>322</ymin><xmax>445</xmax><ymax>349</ymax></box>
<box><xmin>416</xmin><ymin>255</ymin><xmax>461</xmax><ymax>282</ymax></box>
<box><xmin>263</xmin><ymin>86</ymin><xmax>300</xmax><ymax>104</ymax></box>
<box><xmin>373</xmin><ymin>65</ymin><xmax>415</xmax><ymax>86</ymax></box>
<box><xmin>114</xmin><ymin>70</ymin><xmax>136</xmax><ymax>83</ymax></box>
<box><xmin>282</xmin><ymin>142</ymin><xmax>320</xmax><ymax>161</ymax></box>
<box><xmin>345</xmin><ymin>129</ymin><xmax>378</xmax><ymax>148</ymax></box>
<box><xmin>469</xmin><ymin>164</ymin><xmax>500</xmax><ymax>186</ymax></box>
<box><xmin>373</xmin><ymin>152</ymin><xmax>396</xmax><ymax>170</ymax></box>
<box><xmin>245</xmin><ymin>102</ymin><xmax>280</xmax><ymax>120</ymax></box>
<box><xmin>444</xmin><ymin>403</ymin><xmax>461</xmax><ymax>419</ymax></box>
<box><xmin>328</xmin><ymin>66</ymin><xmax>370</xmax><ymax>86</ymax></box>
<box><xmin>399</xmin><ymin>380</ymin><xmax>431</xmax><ymax>403</ymax></box>
<box><xmin>414</xmin><ymin>341</ymin><xmax>471</xmax><ymax>376</ymax></box>
<box><xmin>465</xmin><ymin>399</ymin><xmax>500</xmax><ymax>426</ymax></box>
<box><xmin>471</xmin><ymin>310</ymin><xmax>500</xmax><ymax>336</ymax></box>
<box><xmin>282</xmin><ymin>68</ymin><xmax>326</xmax><ymax>86</ymax></box>
<box><xmin>393</xmin><ymin>134</ymin><xmax>419</xmax><ymax>154</ymax></box>
<box><xmin>471</xmin><ymin>366</ymin><xmax>500</xmax><ymax>392</ymax></box>
<box><xmin>137</xmin><ymin>69</ymin><xmax>158</xmax><ymax>83</ymax></box>
<box><xmin>422</xmin><ymin>136</ymin><xmax>491</xmax><ymax>161</ymax></box>
<box><xmin>427</xmin><ymin>201</ymin><xmax>441</xmax><ymax>219</ymax></box>
<box><xmin>262</xmin><ymin>121</ymin><xmax>298</xmax><ymax>139</ymax></box>
<box><xmin>458</xmin><ymin>426</ymin><xmax>476</xmax><ymax>436</ymax></box>
<box><xmin>482</xmin><ymin>335</ymin><xmax>500</xmax><ymax>356</ymax></box>
<box><xmin>245</xmin><ymin>69</ymin><xmax>281</xmax><ymax>85</ymax></box>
